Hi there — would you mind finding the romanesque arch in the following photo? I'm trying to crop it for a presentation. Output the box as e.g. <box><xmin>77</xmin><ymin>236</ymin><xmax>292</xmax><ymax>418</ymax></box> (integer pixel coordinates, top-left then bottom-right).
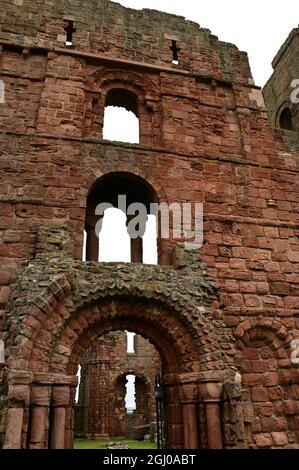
<box><xmin>235</xmin><ymin>319</ymin><xmax>299</xmax><ymax>448</ymax></box>
<box><xmin>1</xmin><ymin>227</ymin><xmax>240</xmax><ymax>449</ymax></box>
<box><xmin>84</xmin><ymin>69</ymin><xmax>161</xmax><ymax>145</ymax></box>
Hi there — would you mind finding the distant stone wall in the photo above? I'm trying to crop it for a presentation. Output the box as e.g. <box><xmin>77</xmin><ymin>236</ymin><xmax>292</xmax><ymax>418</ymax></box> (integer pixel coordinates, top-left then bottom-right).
<box><xmin>76</xmin><ymin>331</ymin><xmax>161</xmax><ymax>438</ymax></box>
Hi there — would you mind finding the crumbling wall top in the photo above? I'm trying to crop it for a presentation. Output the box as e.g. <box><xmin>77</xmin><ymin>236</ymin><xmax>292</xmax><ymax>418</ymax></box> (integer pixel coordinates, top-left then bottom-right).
<box><xmin>0</xmin><ymin>0</ymin><xmax>253</xmax><ymax>83</ymax></box>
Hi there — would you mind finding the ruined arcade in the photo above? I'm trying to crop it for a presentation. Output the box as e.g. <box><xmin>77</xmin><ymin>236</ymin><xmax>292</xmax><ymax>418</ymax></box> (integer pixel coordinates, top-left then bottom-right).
<box><xmin>0</xmin><ymin>0</ymin><xmax>298</xmax><ymax>449</ymax></box>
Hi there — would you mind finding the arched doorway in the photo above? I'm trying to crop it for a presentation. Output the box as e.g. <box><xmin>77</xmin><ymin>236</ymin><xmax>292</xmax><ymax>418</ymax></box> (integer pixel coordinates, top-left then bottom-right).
<box><xmin>1</xmin><ymin>243</ymin><xmax>238</xmax><ymax>449</ymax></box>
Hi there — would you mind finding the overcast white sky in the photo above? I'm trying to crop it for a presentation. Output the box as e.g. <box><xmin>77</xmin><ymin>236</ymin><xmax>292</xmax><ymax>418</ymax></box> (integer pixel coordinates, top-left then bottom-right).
<box><xmin>112</xmin><ymin>0</ymin><xmax>299</xmax><ymax>86</ymax></box>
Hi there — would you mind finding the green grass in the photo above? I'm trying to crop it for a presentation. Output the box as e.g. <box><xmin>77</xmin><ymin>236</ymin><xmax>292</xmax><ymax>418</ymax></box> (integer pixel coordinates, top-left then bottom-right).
<box><xmin>74</xmin><ymin>438</ymin><xmax>157</xmax><ymax>450</ymax></box>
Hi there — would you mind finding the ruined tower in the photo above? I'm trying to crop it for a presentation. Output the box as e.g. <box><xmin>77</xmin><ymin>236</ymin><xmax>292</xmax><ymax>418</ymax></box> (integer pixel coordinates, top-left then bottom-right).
<box><xmin>0</xmin><ymin>0</ymin><xmax>298</xmax><ymax>449</ymax></box>
<box><xmin>263</xmin><ymin>26</ymin><xmax>299</xmax><ymax>133</ymax></box>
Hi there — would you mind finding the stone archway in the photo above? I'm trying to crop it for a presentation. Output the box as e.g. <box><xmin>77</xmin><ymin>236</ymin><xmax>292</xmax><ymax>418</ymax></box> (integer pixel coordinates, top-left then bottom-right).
<box><xmin>1</xmin><ymin>226</ymin><xmax>240</xmax><ymax>449</ymax></box>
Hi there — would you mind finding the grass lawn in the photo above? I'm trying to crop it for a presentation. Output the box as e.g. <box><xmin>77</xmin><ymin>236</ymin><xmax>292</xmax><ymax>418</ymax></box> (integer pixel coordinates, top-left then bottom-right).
<box><xmin>74</xmin><ymin>438</ymin><xmax>157</xmax><ymax>450</ymax></box>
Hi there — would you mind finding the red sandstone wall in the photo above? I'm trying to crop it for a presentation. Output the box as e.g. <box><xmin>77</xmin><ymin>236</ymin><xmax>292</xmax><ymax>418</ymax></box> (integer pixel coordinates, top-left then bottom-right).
<box><xmin>0</xmin><ymin>0</ymin><xmax>298</xmax><ymax>448</ymax></box>
<box><xmin>0</xmin><ymin>0</ymin><xmax>252</xmax><ymax>82</ymax></box>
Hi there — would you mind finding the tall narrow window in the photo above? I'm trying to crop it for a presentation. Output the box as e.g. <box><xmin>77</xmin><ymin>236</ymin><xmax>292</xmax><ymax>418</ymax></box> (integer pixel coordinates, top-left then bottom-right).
<box><xmin>170</xmin><ymin>40</ymin><xmax>180</xmax><ymax>65</ymax></box>
<box><xmin>75</xmin><ymin>364</ymin><xmax>81</xmax><ymax>404</ymax></box>
<box><xmin>279</xmin><ymin>107</ymin><xmax>293</xmax><ymax>130</ymax></box>
<box><xmin>64</xmin><ymin>20</ymin><xmax>76</xmax><ymax>47</ymax></box>
<box><xmin>125</xmin><ymin>375</ymin><xmax>136</xmax><ymax>414</ymax></box>
<box><xmin>103</xmin><ymin>89</ymin><xmax>139</xmax><ymax>143</ymax></box>
<box><xmin>126</xmin><ymin>331</ymin><xmax>136</xmax><ymax>353</ymax></box>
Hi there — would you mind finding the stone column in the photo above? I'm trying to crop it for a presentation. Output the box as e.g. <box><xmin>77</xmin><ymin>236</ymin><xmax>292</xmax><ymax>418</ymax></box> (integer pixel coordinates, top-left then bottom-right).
<box><xmin>163</xmin><ymin>374</ymin><xmax>184</xmax><ymax>449</ymax></box>
<box><xmin>3</xmin><ymin>408</ymin><xmax>25</xmax><ymax>449</ymax></box>
<box><xmin>3</xmin><ymin>371</ymin><xmax>31</xmax><ymax>449</ymax></box>
<box><xmin>198</xmin><ymin>401</ymin><xmax>208</xmax><ymax>448</ymax></box>
<box><xmin>85</xmin><ymin>217</ymin><xmax>99</xmax><ymax>262</ymax></box>
<box><xmin>130</xmin><ymin>237</ymin><xmax>143</xmax><ymax>263</ymax></box>
<box><xmin>126</xmin><ymin>214</ymin><xmax>147</xmax><ymax>263</ymax></box>
<box><xmin>178</xmin><ymin>374</ymin><xmax>199</xmax><ymax>449</ymax></box>
<box><xmin>50</xmin><ymin>386</ymin><xmax>70</xmax><ymax>449</ymax></box>
<box><xmin>199</xmin><ymin>381</ymin><xmax>223</xmax><ymax>449</ymax></box>
<box><xmin>65</xmin><ymin>386</ymin><xmax>77</xmax><ymax>449</ymax></box>
<box><xmin>206</xmin><ymin>402</ymin><xmax>222</xmax><ymax>449</ymax></box>
<box><xmin>29</xmin><ymin>385</ymin><xmax>51</xmax><ymax>449</ymax></box>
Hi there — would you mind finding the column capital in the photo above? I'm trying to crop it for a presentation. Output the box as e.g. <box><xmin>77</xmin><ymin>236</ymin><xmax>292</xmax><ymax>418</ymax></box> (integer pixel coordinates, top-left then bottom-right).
<box><xmin>198</xmin><ymin>381</ymin><xmax>222</xmax><ymax>402</ymax></box>
<box><xmin>32</xmin><ymin>372</ymin><xmax>77</xmax><ymax>386</ymax></box>
<box><xmin>7</xmin><ymin>369</ymin><xmax>32</xmax><ymax>385</ymax></box>
<box><xmin>177</xmin><ymin>372</ymin><xmax>200</xmax><ymax>384</ymax></box>
<box><xmin>8</xmin><ymin>383</ymin><xmax>30</xmax><ymax>407</ymax></box>
<box><xmin>52</xmin><ymin>386</ymin><xmax>70</xmax><ymax>407</ymax></box>
<box><xmin>179</xmin><ymin>383</ymin><xmax>198</xmax><ymax>403</ymax></box>
<box><xmin>162</xmin><ymin>373</ymin><xmax>178</xmax><ymax>386</ymax></box>
<box><xmin>30</xmin><ymin>385</ymin><xmax>51</xmax><ymax>406</ymax></box>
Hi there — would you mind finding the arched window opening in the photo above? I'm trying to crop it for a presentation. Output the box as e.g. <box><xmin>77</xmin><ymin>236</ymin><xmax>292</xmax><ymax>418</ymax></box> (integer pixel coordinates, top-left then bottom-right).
<box><xmin>85</xmin><ymin>172</ymin><xmax>159</xmax><ymax>264</ymax></box>
<box><xmin>170</xmin><ymin>40</ymin><xmax>181</xmax><ymax>65</ymax></box>
<box><xmin>64</xmin><ymin>20</ymin><xmax>76</xmax><ymax>47</ymax></box>
<box><xmin>279</xmin><ymin>107</ymin><xmax>293</xmax><ymax>130</ymax></box>
<box><xmin>125</xmin><ymin>374</ymin><xmax>136</xmax><ymax>414</ymax></box>
<box><xmin>127</xmin><ymin>331</ymin><xmax>136</xmax><ymax>354</ymax></box>
<box><xmin>103</xmin><ymin>89</ymin><xmax>140</xmax><ymax>143</ymax></box>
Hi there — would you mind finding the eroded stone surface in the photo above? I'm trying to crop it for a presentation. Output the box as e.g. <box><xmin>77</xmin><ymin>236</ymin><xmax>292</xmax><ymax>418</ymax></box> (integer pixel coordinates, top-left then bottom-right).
<box><xmin>0</xmin><ymin>0</ymin><xmax>298</xmax><ymax>450</ymax></box>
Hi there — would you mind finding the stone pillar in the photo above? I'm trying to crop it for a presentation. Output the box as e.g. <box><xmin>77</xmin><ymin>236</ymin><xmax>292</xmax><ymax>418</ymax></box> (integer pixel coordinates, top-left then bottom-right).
<box><xmin>163</xmin><ymin>374</ymin><xmax>184</xmax><ymax>449</ymax></box>
<box><xmin>86</xmin><ymin>222</ymin><xmax>99</xmax><ymax>261</ymax></box>
<box><xmin>178</xmin><ymin>374</ymin><xmax>199</xmax><ymax>449</ymax></box>
<box><xmin>130</xmin><ymin>237</ymin><xmax>143</xmax><ymax>263</ymax></box>
<box><xmin>29</xmin><ymin>385</ymin><xmax>51</xmax><ymax>449</ymax></box>
<box><xmin>206</xmin><ymin>402</ymin><xmax>222</xmax><ymax>449</ymax></box>
<box><xmin>50</xmin><ymin>386</ymin><xmax>70</xmax><ymax>449</ymax></box>
<box><xmin>3</xmin><ymin>371</ymin><xmax>31</xmax><ymax>449</ymax></box>
<box><xmin>3</xmin><ymin>408</ymin><xmax>25</xmax><ymax>449</ymax></box>
<box><xmin>65</xmin><ymin>386</ymin><xmax>77</xmax><ymax>449</ymax></box>
<box><xmin>198</xmin><ymin>401</ymin><xmax>208</xmax><ymax>448</ymax></box>
<box><xmin>126</xmin><ymin>214</ymin><xmax>147</xmax><ymax>263</ymax></box>
<box><xmin>199</xmin><ymin>381</ymin><xmax>223</xmax><ymax>449</ymax></box>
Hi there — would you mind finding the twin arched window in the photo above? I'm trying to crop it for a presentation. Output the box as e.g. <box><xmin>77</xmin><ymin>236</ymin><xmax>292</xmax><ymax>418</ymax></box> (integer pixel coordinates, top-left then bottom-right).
<box><xmin>84</xmin><ymin>172</ymin><xmax>158</xmax><ymax>264</ymax></box>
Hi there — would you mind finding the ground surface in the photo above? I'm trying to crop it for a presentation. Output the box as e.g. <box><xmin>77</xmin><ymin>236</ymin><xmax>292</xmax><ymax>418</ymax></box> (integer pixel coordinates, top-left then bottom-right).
<box><xmin>74</xmin><ymin>438</ymin><xmax>157</xmax><ymax>449</ymax></box>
